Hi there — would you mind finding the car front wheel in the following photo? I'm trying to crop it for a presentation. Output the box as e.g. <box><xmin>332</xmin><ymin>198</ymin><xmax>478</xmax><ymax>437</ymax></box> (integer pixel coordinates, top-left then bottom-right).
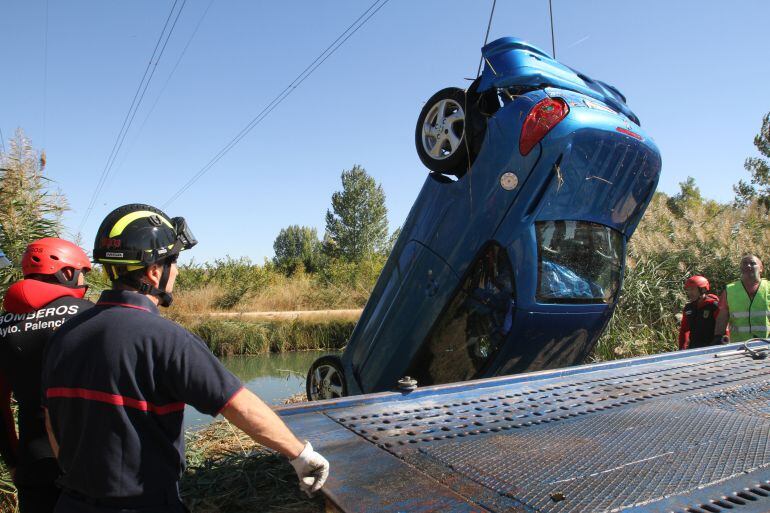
<box><xmin>415</xmin><ymin>87</ymin><xmax>469</xmax><ymax>175</ymax></box>
<box><xmin>306</xmin><ymin>355</ymin><xmax>347</xmax><ymax>401</ymax></box>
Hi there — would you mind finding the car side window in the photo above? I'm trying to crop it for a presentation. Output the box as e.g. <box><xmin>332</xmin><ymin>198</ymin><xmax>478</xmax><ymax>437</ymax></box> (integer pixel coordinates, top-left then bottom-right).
<box><xmin>536</xmin><ymin>220</ymin><xmax>623</xmax><ymax>304</ymax></box>
<box><xmin>407</xmin><ymin>243</ymin><xmax>515</xmax><ymax>386</ymax></box>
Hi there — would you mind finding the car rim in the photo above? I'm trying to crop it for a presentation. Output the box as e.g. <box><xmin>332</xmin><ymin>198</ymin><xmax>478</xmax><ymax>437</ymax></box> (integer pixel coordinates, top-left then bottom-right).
<box><xmin>310</xmin><ymin>364</ymin><xmax>344</xmax><ymax>400</ymax></box>
<box><xmin>422</xmin><ymin>98</ymin><xmax>465</xmax><ymax>160</ymax></box>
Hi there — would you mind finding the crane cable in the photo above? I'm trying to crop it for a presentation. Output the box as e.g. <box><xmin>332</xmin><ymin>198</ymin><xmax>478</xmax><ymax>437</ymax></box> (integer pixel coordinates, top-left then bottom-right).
<box><xmin>476</xmin><ymin>0</ymin><xmax>498</xmax><ymax>78</ymax></box>
<box><xmin>78</xmin><ymin>0</ymin><xmax>187</xmax><ymax>233</ymax></box>
<box><xmin>549</xmin><ymin>0</ymin><xmax>556</xmax><ymax>58</ymax></box>
<box><xmin>162</xmin><ymin>0</ymin><xmax>391</xmax><ymax>208</ymax></box>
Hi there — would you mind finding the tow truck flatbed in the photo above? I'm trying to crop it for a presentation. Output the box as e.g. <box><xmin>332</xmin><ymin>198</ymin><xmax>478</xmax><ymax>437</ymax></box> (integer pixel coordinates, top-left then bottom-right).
<box><xmin>278</xmin><ymin>342</ymin><xmax>770</xmax><ymax>513</ymax></box>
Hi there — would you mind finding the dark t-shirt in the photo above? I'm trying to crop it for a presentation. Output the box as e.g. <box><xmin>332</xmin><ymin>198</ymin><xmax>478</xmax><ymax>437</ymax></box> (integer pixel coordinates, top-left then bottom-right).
<box><xmin>41</xmin><ymin>290</ymin><xmax>242</xmax><ymax>499</ymax></box>
<box><xmin>0</xmin><ymin>295</ymin><xmax>92</xmax><ymax>482</ymax></box>
<box><xmin>682</xmin><ymin>295</ymin><xmax>720</xmax><ymax>349</ymax></box>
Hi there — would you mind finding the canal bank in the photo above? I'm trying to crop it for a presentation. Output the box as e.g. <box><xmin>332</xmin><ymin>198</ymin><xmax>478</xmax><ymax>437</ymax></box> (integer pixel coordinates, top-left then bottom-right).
<box><xmin>174</xmin><ymin>317</ymin><xmax>355</xmax><ymax>356</ymax></box>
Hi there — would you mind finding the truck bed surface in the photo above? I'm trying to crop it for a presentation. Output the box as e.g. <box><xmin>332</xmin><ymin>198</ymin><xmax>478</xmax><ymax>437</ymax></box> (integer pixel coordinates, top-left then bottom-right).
<box><xmin>278</xmin><ymin>343</ymin><xmax>770</xmax><ymax>512</ymax></box>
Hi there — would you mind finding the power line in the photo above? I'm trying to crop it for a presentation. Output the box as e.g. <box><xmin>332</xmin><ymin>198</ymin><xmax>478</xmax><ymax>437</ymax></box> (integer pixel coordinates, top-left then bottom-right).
<box><xmin>42</xmin><ymin>0</ymin><xmax>49</xmax><ymax>146</ymax></box>
<box><xmin>78</xmin><ymin>0</ymin><xmax>187</xmax><ymax>233</ymax></box>
<box><xmin>163</xmin><ymin>0</ymin><xmax>391</xmax><ymax>208</ymax></box>
<box><xmin>105</xmin><ymin>0</ymin><xmax>215</xmax><ymax>191</ymax></box>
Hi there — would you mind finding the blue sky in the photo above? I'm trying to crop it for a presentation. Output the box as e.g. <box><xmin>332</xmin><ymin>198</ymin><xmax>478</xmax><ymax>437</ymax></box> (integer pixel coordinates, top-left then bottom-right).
<box><xmin>1</xmin><ymin>0</ymin><xmax>768</xmax><ymax>263</ymax></box>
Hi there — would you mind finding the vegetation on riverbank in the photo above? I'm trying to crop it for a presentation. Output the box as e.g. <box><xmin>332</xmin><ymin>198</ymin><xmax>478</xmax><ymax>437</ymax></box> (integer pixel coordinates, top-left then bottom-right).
<box><xmin>593</xmin><ymin>185</ymin><xmax>770</xmax><ymax>360</ymax></box>
<box><xmin>170</xmin><ymin>179</ymin><xmax>770</xmax><ymax>362</ymax></box>
<box><xmin>182</xmin><ymin>318</ymin><xmax>354</xmax><ymax>356</ymax></box>
<box><xmin>181</xmin><ymin>419</ymin><xmax>321</xmax><ymax>513</ymax></box>
<box><xmin>0</xmin><ymin>468</ymin><xmax>14</xmax><ymax>513</ymax></box>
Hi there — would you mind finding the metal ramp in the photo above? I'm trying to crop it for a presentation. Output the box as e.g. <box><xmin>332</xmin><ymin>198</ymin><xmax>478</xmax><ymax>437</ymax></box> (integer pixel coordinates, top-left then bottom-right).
<box><xmin>278</xmin><ymin>343</ymin><xmax>770</xmax><ymax>513</ymax></box>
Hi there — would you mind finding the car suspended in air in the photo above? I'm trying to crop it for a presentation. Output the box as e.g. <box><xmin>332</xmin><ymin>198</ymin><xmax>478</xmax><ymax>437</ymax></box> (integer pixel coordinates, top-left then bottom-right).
<box><xmin>307</xmin><ymin>37</ymin><xmax>661</xmax><ymax>400</ymax></box>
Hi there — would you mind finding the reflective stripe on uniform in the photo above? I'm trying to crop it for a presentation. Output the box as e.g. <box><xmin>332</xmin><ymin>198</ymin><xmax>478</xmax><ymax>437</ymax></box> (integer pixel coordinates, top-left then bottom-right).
<box><xmin>733</xmin><ymin>326</ymin><xmax>764</xmax><ymax>333</ymax></box>
<box><xmin>731</xmin><ymin>311</ymin><xmax>770</xmax><ymax>318</ymax></box>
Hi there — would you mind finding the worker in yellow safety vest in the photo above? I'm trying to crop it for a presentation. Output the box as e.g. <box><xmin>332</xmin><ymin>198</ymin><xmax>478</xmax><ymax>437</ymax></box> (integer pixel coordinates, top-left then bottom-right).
<box><xmin>714</xmin><ymin>254</ymin><xmax>770</xmax><ymax>343</ymax></box>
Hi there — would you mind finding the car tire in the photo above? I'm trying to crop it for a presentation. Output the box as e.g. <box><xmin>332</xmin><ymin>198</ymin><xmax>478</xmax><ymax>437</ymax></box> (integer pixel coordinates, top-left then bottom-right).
<box><xmin>306</xmin><ymin>355</ymin><xmax>347</xmax><ymax>401</ymax></box>
<box><xmin>415</xmin><ymin>87</ymin><xmax>470</xmax><ymax>175</ymax></box>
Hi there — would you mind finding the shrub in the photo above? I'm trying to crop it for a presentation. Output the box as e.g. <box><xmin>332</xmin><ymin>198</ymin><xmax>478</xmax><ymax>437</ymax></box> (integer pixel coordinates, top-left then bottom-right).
<box><xmin>186</xmin><ymin>319</ymin><xmax>355</xmax><ymax>356</ymax></box>
<box><xmin>593</xmin><ymin>189</ymin><xmax>770</xmax><ymax>361</ymax></box>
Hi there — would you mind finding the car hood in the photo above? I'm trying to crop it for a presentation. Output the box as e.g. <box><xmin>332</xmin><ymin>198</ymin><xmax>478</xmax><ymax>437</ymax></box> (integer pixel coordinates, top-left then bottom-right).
<box><xmin>478</xmin><ymin>37</ymin><xmax>640</xmax><ymax>125</ymax></box>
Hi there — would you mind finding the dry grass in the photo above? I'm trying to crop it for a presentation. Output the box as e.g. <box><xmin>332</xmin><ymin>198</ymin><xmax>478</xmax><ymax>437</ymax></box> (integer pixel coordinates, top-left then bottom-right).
<box><xmin>169</xmin><ymin>278</ymin><xmax>367</xmax><ymax>318</ymax></box>
<box><xmin>182</xmin><ymin>420</ymin><xmax>322</xmax><ymax>513</ymax></box>
<box><xmin>178</xmin><ymin>318</ymin><xmax>355</xmax><ymax>356</ymax></box>
<box><xmin>593</xmin><ymin>194</ymin><xmax>770</xmax><ymax>361</ymax></box>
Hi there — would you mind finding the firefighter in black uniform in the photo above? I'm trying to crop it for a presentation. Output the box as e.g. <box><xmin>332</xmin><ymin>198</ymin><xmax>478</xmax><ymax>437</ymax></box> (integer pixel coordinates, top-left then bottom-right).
<box><xmin>678</xmin><ymin>275</ymin><xmax>721</xmax><ymax>350</ymax></box>
<box><xmin>41</xmin><ymin>204</ymin><xmax>328</xmax><ymax>513</ymax></box>
<box><xmin>0</xmin><ymin>238</ymin><xmax>93</xmax><ymax>513</ymax></box>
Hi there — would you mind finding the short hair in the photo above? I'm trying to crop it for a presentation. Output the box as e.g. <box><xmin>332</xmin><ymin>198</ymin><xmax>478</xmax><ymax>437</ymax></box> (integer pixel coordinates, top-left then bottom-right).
<box><xmin>740</xmin><ymin>254</ymin><xmax>763</xmax><ymax>266</ymax></box>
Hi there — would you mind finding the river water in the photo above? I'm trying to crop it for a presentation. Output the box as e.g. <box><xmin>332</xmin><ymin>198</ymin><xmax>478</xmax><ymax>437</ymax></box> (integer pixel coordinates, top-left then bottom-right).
<box><xmin>183</xmin><ymin>350</ymin><xmax>339</xmax><ymax>431</ymax></box>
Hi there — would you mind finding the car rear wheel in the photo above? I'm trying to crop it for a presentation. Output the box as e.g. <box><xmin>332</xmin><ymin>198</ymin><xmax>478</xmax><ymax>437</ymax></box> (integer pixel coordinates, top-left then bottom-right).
<box><xmin>306</xmin><ymin>355</ymin><xmax>347</xmax><ymax>401</ymax></box>
<box><xmin>415</xmin><ymin>87</ymin><xmax>469</xmax><ymax>175</ymax></box>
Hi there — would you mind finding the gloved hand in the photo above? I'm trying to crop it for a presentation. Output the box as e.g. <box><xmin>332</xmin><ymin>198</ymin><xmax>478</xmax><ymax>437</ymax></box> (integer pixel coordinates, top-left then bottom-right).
<box><xmin>289</xmin><ymin>442</ymin><xmax>329</xmax><ymax>497</ymax></box>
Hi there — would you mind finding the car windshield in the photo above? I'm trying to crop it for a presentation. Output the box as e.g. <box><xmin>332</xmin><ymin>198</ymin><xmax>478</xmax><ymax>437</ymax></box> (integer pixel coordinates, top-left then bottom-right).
<box><xmin>536</xmin><ymin>221</ymin><xmax>623</xmax><ymax>304</ymax></box>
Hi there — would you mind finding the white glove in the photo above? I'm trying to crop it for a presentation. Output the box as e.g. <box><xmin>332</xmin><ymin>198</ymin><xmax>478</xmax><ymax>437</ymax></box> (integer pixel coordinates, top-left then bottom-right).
<box><xmin>289</xmin><ymin>441</ymin><xmax>330</xmax><ymax>497</ymax></box>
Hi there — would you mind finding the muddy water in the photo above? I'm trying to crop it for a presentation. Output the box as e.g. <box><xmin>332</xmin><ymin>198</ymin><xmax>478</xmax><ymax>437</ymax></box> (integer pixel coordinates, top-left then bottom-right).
<box><xmin>183</xmin><ymin>350</ymin><xmax>340</xmax><ymax>431</ymax></box>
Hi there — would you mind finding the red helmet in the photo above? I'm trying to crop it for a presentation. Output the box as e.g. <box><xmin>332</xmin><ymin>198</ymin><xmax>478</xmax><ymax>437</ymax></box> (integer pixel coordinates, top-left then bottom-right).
<box><xmin>684</xmin><ymin>275</ymin><xmax>710</xmax><ymax>290</ymax></box>
<box><xmin>21</xmin><ymin>238</ymin><xmax>91</xmax><ymax>287</ymax></box>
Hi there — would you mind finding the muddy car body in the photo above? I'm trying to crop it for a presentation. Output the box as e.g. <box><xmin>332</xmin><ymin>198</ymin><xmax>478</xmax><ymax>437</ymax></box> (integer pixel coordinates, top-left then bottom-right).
<box><xmin>308</xmin><ymin>37</ymin><xmax>661</xmax><ymax>398</ymax></box>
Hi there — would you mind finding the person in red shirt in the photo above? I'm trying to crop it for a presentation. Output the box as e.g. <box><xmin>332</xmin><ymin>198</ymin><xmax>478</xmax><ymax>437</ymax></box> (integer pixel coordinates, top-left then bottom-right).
<box><xmin>678</xmin><ymin>275</ymin><xmax>720</xmax><ymax>350</ymax></box>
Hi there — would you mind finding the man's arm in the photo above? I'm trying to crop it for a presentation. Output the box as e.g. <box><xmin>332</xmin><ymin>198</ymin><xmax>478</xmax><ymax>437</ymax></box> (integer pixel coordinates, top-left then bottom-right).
<box><xmin>220</xmin><ymin>388</ymin><xmax>304</xmax><ymax>458</ymax></box>
<box><xmin>221</xmin><ymin>388</ymin><xmax>329</xmax><ymax>494</ymax></box>
<box><xmin>44</xmin><ymin>408</ymin><xmax>59</xmax><ymax>459</ymax></box>
<box><xmin>714</xmin><ymin>290</ymin><xmax>729</xmax><ymax>341</ymax></box>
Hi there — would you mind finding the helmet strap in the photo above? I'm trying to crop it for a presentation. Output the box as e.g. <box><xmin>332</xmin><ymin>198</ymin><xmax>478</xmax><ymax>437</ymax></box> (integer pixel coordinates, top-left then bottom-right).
<box><xmin>156</xmin><ymin>260</ymin><xmax>174</xmax><ymax>308</ymax></box>
<box><xmin>53</xmin><ymin>269</ymin><xmax>89</xmax><ymax>291</ymax></box>
<box><xmin>114</xmin><ymin>261</ymin><xmax>174</xmax><ymax>308</ymax></box>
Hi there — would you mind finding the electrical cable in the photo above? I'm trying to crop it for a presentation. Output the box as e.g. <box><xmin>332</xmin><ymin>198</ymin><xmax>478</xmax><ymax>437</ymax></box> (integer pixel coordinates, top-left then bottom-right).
<box><xmin>163</xmin><ymin>0</ymin><xmax>391</xmax><ymax>208</ymax></box>
<box><xmin>105</xmin><ymin>0</ymin><xmax>215</xmax><ymax>191</ymax></box>
<box><xmin>78</xmin><ymin>0</ymin><xmax>186</xmax><ymax>233</ymax></box>
<box><xmin>476</xmin><ymin>0</ymin><xmax>498</xmax><ymax>78</ymax></box>
<box><xmin>42</xmin><ymin>0</ymin><xmax>49</xmax><ymax>147</ymax></box>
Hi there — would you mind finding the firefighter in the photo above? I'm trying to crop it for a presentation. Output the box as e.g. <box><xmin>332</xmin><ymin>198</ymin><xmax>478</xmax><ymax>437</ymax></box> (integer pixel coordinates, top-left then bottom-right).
<box><xmin>714</xmin><ymin>254</ymin><xmax>770</xmax><ymax>343</ymax></box>
<box><xmin>678</xmin><ymin>275</ymin><xmax>720</xmax><ymax>350</ymax></box>
<box><xmin>0</xmin><ymin>238</ymin><xmax>93</xmax><ymax>513</ymax></box>
<box><xmin>41</xmin><ymin>204</ymin><xmax>328</xmax><ymax>513</ymax></box>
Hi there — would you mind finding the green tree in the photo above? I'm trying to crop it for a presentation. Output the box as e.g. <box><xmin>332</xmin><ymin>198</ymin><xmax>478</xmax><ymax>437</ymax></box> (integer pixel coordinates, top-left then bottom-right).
<box><xmin>272</xmin><ymin>225</ymin><xmax>322</xmax><ymax>274</ymax></box>
<box><xmin>666</xmin><ymin>176</ymin><xmax>702</xmax><ymax>217</ymax></box>
<box><xmin>324</xmin><ymin>165</ymin><xmax>388</xmax><ymax>261</ymax></box>
<box><xmin>734</xmin><ymin>112</ymin><xmax>770</xmax><ymax>209</ymax></box>
<box><xmin>0</xmin><ymin>129</ymin><xmax>67</xmax><ymax>287</ymax></box>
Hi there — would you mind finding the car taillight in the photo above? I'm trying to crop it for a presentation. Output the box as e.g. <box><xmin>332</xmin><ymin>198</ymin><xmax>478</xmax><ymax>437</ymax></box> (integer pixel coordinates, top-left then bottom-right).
<box><xmin>519</xmin><ymin>97</ymin><xmax>569</xmax><ymax>156</ymax></box>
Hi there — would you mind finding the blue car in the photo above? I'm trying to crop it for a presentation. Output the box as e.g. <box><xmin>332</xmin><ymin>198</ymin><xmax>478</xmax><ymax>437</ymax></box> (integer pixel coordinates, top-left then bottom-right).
<box><xmin>307</xmin><ymin>37</ymin><xmax>661</xmax><ymax>400</ymax></box>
